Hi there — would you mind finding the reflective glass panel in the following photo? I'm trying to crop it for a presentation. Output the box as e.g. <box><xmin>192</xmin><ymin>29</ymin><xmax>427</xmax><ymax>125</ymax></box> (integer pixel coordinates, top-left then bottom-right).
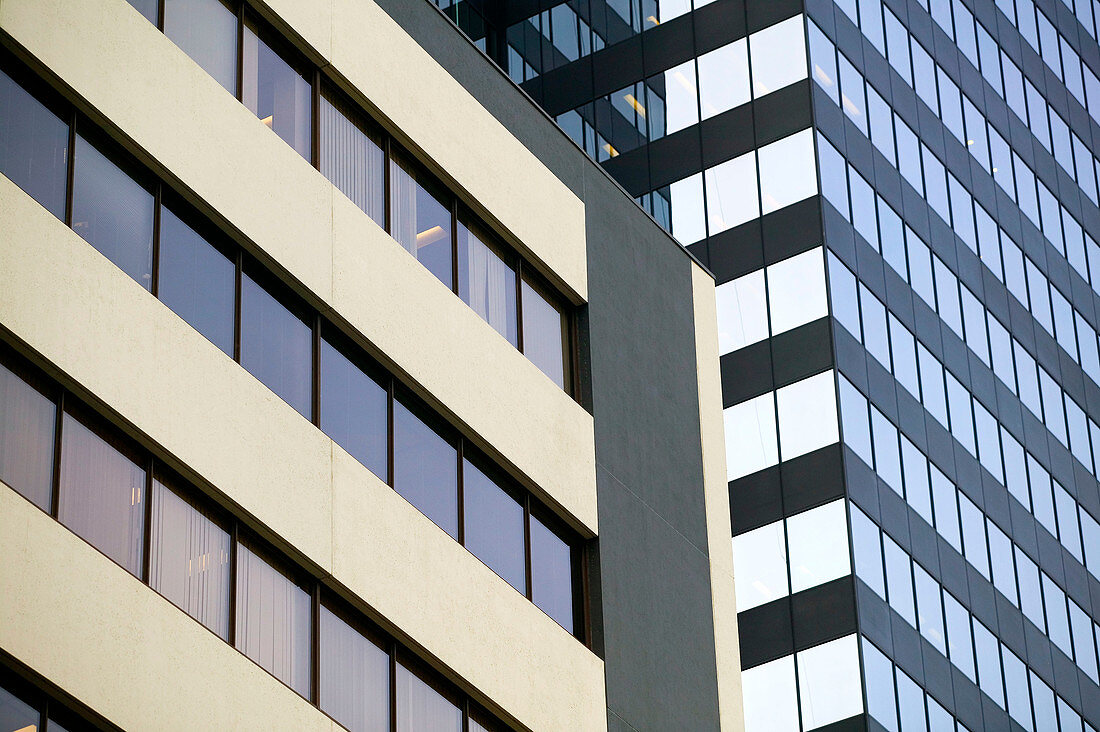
<box><xmin>705</xmin><ymin>152</ymin><xmax>758</xmax><ymax>234</ymax></box>
<box><xmin>396</xmin><ymin>663</ymin><xmax>461</xmax><ymax>732</ymax></box>
<box><xmin>796</xmin><ymin>635</ymin><xmax>864</xmax><ymax>728</ymax></box>
<box><xmin>724</xmin><ymin>392</ymin><xmax>777</xmax><ymax>481</ymax></box>
<box><xmin>670</xmin><ymin>172</ymin><xmax>706</xmax><ymax>244</ymax></box>
<box><xmin>0</xmin><ymin>362</ymin><xmax>55</xmax><ymax>512</ymax></box>
<box><xmin>787</xmin><ymin>500</ymin><xmax>851</xmax><ymax>593</ymax></box>
<box><xmin>394</xmin><ymin>400</ymin><xmax>458</xmax><ymax>539</ymax></box>
<box><xmin>731</xmin><ymin>519</ymin><xmax>788</xmax><ymax>611</ymax></box>
<box><xmin>0</xmin><ymin>68</ymin><xmax>68</xmax><ymax>219</ymax></box>
<box><xmin>389</xmin><ymin>156</ymin><xmax>453</xmax><ymax>288</ymax></box>
<box><xmin>742</xmin><ymin>656</ymin><xmax>799</xmax><ymax>732</ymax></box>
<box><xmin>530</xmin><ymin>514</ymin><xmax>573</xmax><ymax>633</ymax></box>
<box><xmin>750</xmin><ymin>17</ymin><xmax>808</xmax><ymax>97</ymax></box>
<box><xmin>457</xmin><ymin>222</ymin><xmax>518</xmax><ymax>346</ymax></box>
<box><xmin>776</xmin><ymin>371</ymin><xmax>839</xmax><ymax>461</ymax></box>
<box><xmin>663</xmin><ymin>59</ymin><xmax>699</xmax><ymax>135</ymax></box>
<box><xmin>242</xmin><ymin>21</ymin><xmax>311</xmax><ymax>159</ymax></box>
<box><xmin>0</xmin><ymin>686</ymin><xmax>38</xmax><ymax>732</ymax></box>
<box><xmin>240</xmin><ymin>273</ymin><xmax>313</xmax><ymax>419</ymax></box>
<box><xmin>464</xmin><ymin>459</ymin><xmax>525</xmax><ymax>593</ymax></box>
<box><xmin>164</xmin><ymin>0</ymin><xmax>237</xmax><ymax>93</ymax></box>
<box><xmin>320</xmin><ymin>338</ymin><xmax>388</xmax><ymax>482</ymax></box>
<box><xmin>768</xmin><ymin>248</ymin><xmax>827</xmax><ymax>336</ymax></box>
<box><xmin>521</xmin><ymin>278</ymin><xmax>567</xmax><ymax>389</ymax></box>
<box><xmin>715</xmin><ymin>270</ymin><xmax>767</xmax><ymax>355</ymax></box>
<box><xmin>698</xmin><ymin>39</ymin><xmax>750</xmax><ymax>119</ymax></box>
<box><xmin>320</xmin><ymin>606</ymin><xmax>390</xmax><ymax>732</ymax></box>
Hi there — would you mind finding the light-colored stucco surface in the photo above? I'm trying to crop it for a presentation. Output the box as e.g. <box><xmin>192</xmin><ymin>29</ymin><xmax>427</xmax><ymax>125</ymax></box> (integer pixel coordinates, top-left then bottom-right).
<box><xmin>0</xmin><ymin>176</ymin><xmax>606</xmax><ymax>731</ymax></box>
<box><xmin>691</xmin><ymin>262</ymin><xmax>746</xmax><ymax>732</ymax></box>
<box><xmin>0</xmin><ymin>0</ymin><xmax>598</xmax><ymax>534</ymax></box>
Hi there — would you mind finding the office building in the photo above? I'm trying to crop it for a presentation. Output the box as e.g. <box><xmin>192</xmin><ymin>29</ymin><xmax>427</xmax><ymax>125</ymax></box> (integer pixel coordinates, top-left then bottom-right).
<box><xmin>0</xmin><ymin>0</ymin><xmax>743</xmax><ymax>730</ymax></box>
<box><xmin>432</xmin><ymin>0</ymin><xmax>1100</xmax><ymax>730</ymax></box>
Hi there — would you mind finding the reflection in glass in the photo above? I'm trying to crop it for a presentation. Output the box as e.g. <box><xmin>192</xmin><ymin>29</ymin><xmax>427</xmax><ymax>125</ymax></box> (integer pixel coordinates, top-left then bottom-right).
<box><xmin>320</xmin><ymin>338</ymin><xmax>388</xmax><ymax>482</ymax></box>
<box><xmin>715</xmin><ymin>270</ymin><xmax>767</xmax><ymax>355</ymax></box>
<box><xmin>458</xmin><ymin>222</ymin><xmax>518</xmax><ymax>345</ymax></box>
<box><xmin>521</xmin><ymin>279</ymin><xmax>567</xmax><ymax>389</ymax></box>
<box><xmin>58</xmin><ymin>413</ymin><xmax>146</xmax><ymax>576</ymax></box>
<box><xmin>698</xmin><ymin>39</ymin><xmax>749</xmax><ymax>119</ymax></box>
<box><xmin>0</xmin><ymin>362</ymin><xmax>56</xmax><ymax>512</ymax></box>
<box><xmin>394</xmin><ymin>401</ymin><xmax>458</xmax><ymax>539</ymax></box>
<box><xmin>883</xmin><ymin>535</ymin><xmax>915</xmax><ymax>625</ymax></box>
<box><xmin>390</xmin><ymin>156</ymin><xmax>453</xmax><ymax>288</ymax></box>
<box><xmin>731</xmin><ymin>520</ymin><xmax>787</xmax><ymax>611</ymax></box>
<box><xmin>158</xmin><ymin>206</ymin><xmax>235</xmax><ymax>356</ymax></box>
<box><xmin>850</xmin><ymin>505</ymin><xmax>884</xmax><ymax>598</ymax></box>
<box><xmin>704</xmin><ymin>151</ymin><xmax>758</xmax><ymax>234</ymax></box>
<box><xmin>0</xmin><ymin>69</ymin><xmax>68</xmax><ymax>219</ymax></box>
<box><xmin>0</xmin><ymin>686</ymin><xmax>38</xmax><ymax>732</ymax></box>
<box><xmin>750</xmin><ymin>16</ymin><xmax>808</xmax><ymax>97</ymax></box>
<box><xmin>662</xmin><ymin>59</ymin><xmax>699</xmax><ymax>135</ymax></box>
<box><xmin>862</xmin><ymin>639</ymin><xmax>898</xmax><ymax>732</ymax></box>
<box><xmin>758</xmin><ymin>129</ymin><xmax>817</xmax><ymax>215</ymax></box>
<box><xmin>669</xmin><ymin>172</ymin><xmax>706</xmax><ymax>245</ymax></box>
<box><xmin>776</xmin><ymin>370</ymin><xmax>838</xmax><ymax>461</ymax></box>
<box><xmin>895</xmin><ymin>669</ymin><xmax>924</xmax><ymax>732</ymax></box>
<box><xmin>786</xmin><ymin>500</ymin><xmax>850</xmax><ymax>593</ymax></box>
<box><xmin>724</xmin><ymin>392</ymin><xmax>777</xmax><ymax>481</ymax></box>
<box><xmin>124</xmin><ymin>0</ymin><xmax>158</xmax><ymax>22</ymax></box>
<box><xmin>768</xmin><ymin>248</ymin><xmax>827</xmax><ymax>336</ymax></box>
<box><xmin>72</xmin><ymin>135</ymin><xmax>154</xmax><ymax>289</ymax></box>
<box><xmin>742</xmin><ymin>656</ymin><xmax>798</xmax><ymax>732</ymax></box>
<box><xmin>320</xmin><ymin>606</ymin><xmax>390</xmax><ymax>732</ymax></box>
<box><xmin>808</xmin><ymin>21</ymin><xmax>838</xmax><ymax>104</ymax></box>
<box><xmin>796</xmin><ymin>634</ymin><xmax>863</xmax><ymax>728</ymax></box>
<box><xmin>321</xmin><ymin>92</ymin><xmax>385</xmax><ymax>228</ymax></box>
<box><xmin>149</xmin><ymin>478</ymin><xmax>231</xmax><ymax>639</ymax></box>
<box><xmin>464</xmin><ymin>460</ymin><xmax>525</xmax><ymax>592</ymax></box>
<box><xmin>396</xmin><ymin>663</ymin><xmax>461</xmax><ymax>732</ymax></box>
<box><xmin>530</xmin><ymin>515</ymin><xmax>573</xmax><ymax>633</ymax></box>
<box><xmin>235</xmin><ymin>543</ymin><xmax>311</xmax><ymax>696</ymax></box>
<box><xmin>240</xmin><ymin>273</ymin><xmax>313</xmax><ymax>419</ymax></box>
<box><xmin>164</xmin><ymin>0</ymin><xmax>237</xmax><ymax>93</ymax></box>
<box><xmin>242</xmin><ymin>21</ymin><xmax>312</xmax><ymax>159</ymax></box>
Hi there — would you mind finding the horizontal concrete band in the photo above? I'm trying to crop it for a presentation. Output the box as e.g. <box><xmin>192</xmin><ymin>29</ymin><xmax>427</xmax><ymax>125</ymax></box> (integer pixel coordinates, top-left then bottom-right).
<box><xmin>0</xmin><ymin>178</ymin><xmax>606</xmax><ymax>732</ymax></box>
<box><xmin>0</xmin><ymin>0</ymin><xmax>598</xmax><ymax>534</ymax></box>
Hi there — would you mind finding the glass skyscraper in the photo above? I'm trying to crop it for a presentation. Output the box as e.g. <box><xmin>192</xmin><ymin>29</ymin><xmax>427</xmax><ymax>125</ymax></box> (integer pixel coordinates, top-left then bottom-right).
<box><xmin>435</xmin><ymin>0</ymin><xmax>1100</xmax><ymax>729</ymax></box>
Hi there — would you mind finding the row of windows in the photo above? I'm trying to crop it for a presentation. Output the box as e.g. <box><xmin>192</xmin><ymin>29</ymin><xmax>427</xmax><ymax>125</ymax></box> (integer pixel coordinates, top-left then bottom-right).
<box><xmin>723</xmin><ymin>370</ymin><xmax>840</xmax><ymax>483</ymax></box>
<box><xmin>813</xmin><ymin>15</ymin><xmax>1100</xmax><ymax>323</ymax></box>
<box><xmin>843</xmin><ymin>379</ymin><xmax>1100</xmax><ymax>686</ymax></box>
<box><xmin>1050</xmin><ymin>0</ymin><xmax>1100</xmax><ymax>45</ymax></box>
<box><xmin>741</xmin><ymin>634</ymin><xmax>864</xmax><ymax>731</ymax></box>
<box><xmin>731</xmin><ymin>498</ymin><xmax>852</xmax><ymax>612</ymax></box>
<box><xmin>850</xmin><ymin>504</ymin><xmax>1096</xmax><ymax>730</ymax></box>
<box><xmin>861</xmin><ymin>634</ymin><xmax>1091</xmax><ymax>732</ymax></box>
<box><xmin>830</xmin><ymin>257</ymin><xmax>1100</xmax><ymax>585</ymax></box>
<box><xmin>115</xmin><ymin>0</ymin><xmax>573</xmax><ymax>389</ymax></box>
<box><xmin>554</xmin><ymin>14</ymin><xmax>809</xmax><ymax>161</ymax></box>
<box><xmin>0</xmin><ymin>677</ymin><xmax>79</xmax><ymax>732</ymax></box>
<box><xmin>0</xmin><ymin>350</ymin><xmax>519</xmax><ymax>732</ymax></box>
<box><xmin>0</xmin><ymin>58</ymin><xmax>585</xmax><ymax>624</ymax></box>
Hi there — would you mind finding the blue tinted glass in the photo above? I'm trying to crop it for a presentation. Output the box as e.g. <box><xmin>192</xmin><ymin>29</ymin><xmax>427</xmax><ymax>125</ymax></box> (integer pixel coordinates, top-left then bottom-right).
<box><xmin>0</xmin><ymin>362</ymin><xmax>56</xmax><ymax>513</ymax></box>
<box><xmin>860</xmin><ymin>284</ymin><xmax>890</xmax><ymax>367</ymax></box>
<box><xmin>0</xmin><ymin>69</ymin><xmax>68</xmax><ymax>219</ymax></box>
<box><xmin>1002</xmin><ymin>648</ymin><xmax>1032</xmax><ymax>731</ymax></box>
<box><xmin>944</xmin><ymin>592</ymin><xmax>975</xmax><ymax>680</ymax></box>
<box><xmin>958</xmin><ymin>495</ymin><xmax>989</xmax><ymax>577</ymax></box>
<box><xmin>973</xmin><ymin>622</ymin><xmax>1003</xmax><ymax>705</ymax></box>
<box><xmin>530</xmin><ymin>515</ymin><xmax>573</xmax><ymax>633</ymax></box>
<box><xmin>851</xmin><ymin>505</ymin><xmax>885</xmax><ymax>598</ymax></box>
<box><xmin>158</xmin><ymin>206</ymin><xmax>235</xmax><ymax>356</ymax></box>
<box><xmin>320</xmin><ymin>339</ymin><xmax>388</xmax><ymax>482</ymax></box>
<box><xmin>1015</xmin><ymin>546</ymin><xmax>1045</xmax><ymax>628</ymax></box>
<box><xmin>872</xmin><ymin>409</ymin><xmax>902</xmax><ymax>495</ymax></box>
<box><xmin>240</xmin><ymin>274</ymin><xmax>312</xmax><ymax>419</ymax></box>
<box><xmin>987</xmin><ymin>521</ymin><xmax>1017</xmax><ymax>603</ymax></box>
<box><xmin>884</xmin><ymin>535</ymin><xmax>916</xmax><ymax>624</ymax></box>
<box><xmin>896</xmin><ymin>669</ymin><xmax>925</xmax><ymax>732</ymax></box>
<box><xmin>915</xmin><ymin>564</ymin><xmax>946</xmax><ymax>653</ymax></box>
<box><xmin>931</xmin><ymin>466</ymin><xmax>961</xmax><ymax>550</ymax></box>
<box><xmin>862</xmin><ymin>638</ymin><xmax>899</xmax><ymax>732</ymax></box>
<box><xmin>463</xmin><ymin>459</ymin><xmax>525</xmax><ymax>593</ymax></box>
<box><xmin>394</xmin><ymin>401</ymin><xmax>458</xmax><ymax>539</ymax></box>
<box><xmin>1030</xmin><ymin>671</ymin><xmax>1057</xmax><ymax>731</ymax></box>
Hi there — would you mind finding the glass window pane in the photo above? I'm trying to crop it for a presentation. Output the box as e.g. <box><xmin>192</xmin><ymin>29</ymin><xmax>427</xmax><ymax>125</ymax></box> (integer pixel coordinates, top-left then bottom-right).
<box><xmin>457</xmin><ymin>222</ymin><xmax>518</xmax><ymax>346</ymax></box>
<box><xmin>750</xmin><ymin>16</ymin><xmax>808</xmax><ymax>97</ymax></box>
<box><xmin>396</xmin><ymin>663</ymin><xmax>461</xmax><ymax>732</ymax></box>
<box><xmin>698</xmin><ymin>39</ymin><xmax>750</xmax><ymax>118</ymax></box>
<box><xmin>896</xmin><ymin>669</ymin><xmax>925</xmax><ymax>732</ymax></box>
<box><xmin>389</xmin><ymin>156</ymin><xmax>453</xmax><ymax>288</ymax></box>
<box><xmin>320</xmin><ymin>92</ymin><xmax>385</xmax><ymax>228</ymax></box>
<box><xmin>530</xmin><ymin>514</ymin><xmax>573</xmax><ymax>633</ymax></box>
<box><xmin>724</xmin><ymin>392</ymin><xmax>778</xmax><ymax>481</ymax></box>
<box><xmin>705</xmin><ymin>151</ymin><xmax>759</xmax><ymax>234</ymax></box>
<box><xmin>670</xmin><ymin>172</ymin><xmax>706</xmax><ymax>244</ymax></box>
<box><xmin>0</xmin><ymin>362</ymin><xmax>56</xmax><ymax>512</ymax></box>
<box><xmin>915</xmin><ymin>563</ymin><xmax>946</xmax><ymax>653</ymax></box>
<box><xmin>394</xmin><ymin>400</ymin><xmax>458</xmax><ymax>539</ymax></box>
<box><xmin>124</xmin><ymin>0</ymin><xmax>158</xmax><ymax>22</ymax></box>
<box><xmin>235</xmin><ymin>543</ymin><xmax>311</xmax><ymax>697</ymax></box>
<box><xmin>731</xmin><ymin>519</ymin><xmax>789</xmax><ymax>610</ymax></box>
<box><xmin>163</xmin><ymin>0</ymin><xmax>238</xmax><ymax>93</ymax></box>
<box><xmin>320</xmin><ymin>606</ymin><xmax>390</xmax><ymax>732</ymax></box>
<box><xmin>663</xmin><ymin>59</ymin><xmax>699</xmax><ymax>134</ymax></box>
<box><xmin>320</xmin><ymin>338</ymin><xmax>388</xmax><ymax>482</ymax></box>
<box><xmin>787</xmin><ymin>499</ymin><xmax>851</xmax><ymax>593</ymax></box>
<box><xmin>72</xmin><ymin>135</ymin><xmax>154</xmax><ymax>289</ymax></box>
<box><xmin>715</xmin><ymin>270</ymin><xmax>768</xmax><ymax>354</ymax></box>
<box><xmin>973</xmin><ymin>621</ymin><xmax>1003</xmax><ymax>706</ymax></box>
<box><xmin>521</xmin><ymin>279</ymin><xmax>567</xmax><ymax>389</ymax></box>
<box><xmin>742</xmin><ymin>656</ymin><xmax>799</xmax><ymax>732</ymax></box>
<box><xmin>884</xmin><ymin>534</ymin><xmax>916</xmax><ymax>625</ymax></box>
<box><xmin>776</xmin><ymin>370</ymin><xmax>839</xmax><ymax>461</ymax></box>
<box><xmin>240</xmin><ymin>273</ymin><xmax>313</xmax><ymax>419</ymax></box>
<box><xmin>768</xmin><ymin>248</ymin><xmax>828</xmax><ymax>336</ymax></box>
<box><xmin>463</xmin><ymin>459</ymin><xmax>525</xmax><ymax>593</ymax></box>
<box><xmin>851</xmin><ymin>505</ymin><xmax>885</xmax><ymax>598</ymax></box>
<box><xmin>0</xmin><ymin>686</ymin><xmax>38</xmax><ymax>732</ymax></box>
<box><xmin>944</xmin><ymin>592</ymin><xmax>975</xmax><ymax>681</ymax></box>
<box><xmin>796</xmin><ymin>634</ymin><xmax>864</xmax><ymax>728</ymax></box>
<box><xmin>149</xmin><ymin>477</ymin><xmax>231</xmax><ymax>639</ymax></box>
<box><xmin>863</xmin><ymin>639</ymin><xmax>898</xmax><ymax>732</ymax></box>
<box><xmin>58</xmin><ymin>413</ymin><xmax>145</xmax><ymax>576</ymax></box>
<box><xmin>0</xmin><ymin>68</ymin><xmax>68</xmax><ymax>219</ymax></box>
<box><xmin>157</xmin><ymin>206</ymin><xmax>235</xmax><ymax>356</ymax></box>
<box><xmin>242</xmin><ymin>22</ymin><xmax>311</xmax><ymax>159</ymax></box>
<box><xmin>759</xmin><ymin>129</ymin><xmax>817</xmax><ymax>215</ymax></box>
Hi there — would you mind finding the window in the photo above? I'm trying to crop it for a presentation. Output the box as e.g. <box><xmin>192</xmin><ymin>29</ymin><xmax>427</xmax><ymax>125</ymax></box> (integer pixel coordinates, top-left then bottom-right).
<box><xmin>530</xmin><ymin>514</ymin><xmax>574</xmax><ymax>633</ymax></box>
<box><xmin>759</xmin><ymin>129</ymin><xmax>817</xmax><ymax>215</ymax></box>
<box><xmin>797</xmin><ymin>635</ymin><xmax>863</xmax><ymax>728</ymax></box>
<box><xmin>670</xmin><ymin>172</ymin><xmax>706</xmax><ymax>244</ymax></box>
<box><xmin>235</xmin><ymin>543</ymin><xmax>312</xmax><ymax>697</ymax></box>
<box><xmin>768</xmin><ymin>248</ymin><xmax>828</xmax><ymax>335</ymax></box>
<box><xmin>72</xmin><ymin>134</ymin><xmax>155</xmax><ymax>289</ymax></box>
<box><xmin>58</xmin><ymin>413</ymin><xmax>146</xmax><ymax>576</ymax></box>
<box><xmin>396</xmin><ymin>663</ymin><xmax>462</xmax><ymax>732</ymax></box>
<box><xmin>0</xmin><ymin>361</ymin><xmax>56</xmax><ymax>512</ymax></box>
<box><xmin>320</xmin><ymin>90</ymin><xmax>385</xmax><ymax>228</ymax></box>
<box><xmin>457</xmin><ymin>221</ymin><xmax>518</xmax><ymax>346</ymax></box>
<box><xmin>715</xmin><ymin>270</ymin><xmax>768</xmax><ymax>354</ymax></box>
<box><xmin>750</xmin><ymin>16</ymin><xmax>808</xmax><ymax>97</ymax></box>
<box><xmin>0</xmin><ymin>686</ymin><xmax>38</xmax><ymax>732</ymax></box>
<box><xmin>851</xmin><ymin>505</ymin><xmax>885</xmax><ymax>598</ymax></box>
<box><xmin>163</xmin><ymin>0</ymin><xmax>237</xmax><ymax>93</ymax></box>
<box><xmin>663</xmin><ymin>59</ymin><xmax>699</xmax><ymax>135</ymax></box>
<box><xmin>863</xmin><ymin>639</ymin><xmax>898</xmax><ymax>731</ymax></box>
<box><xmin>242</xmin><ymin>20</ymin><xmax>311</xmax><ymax>159</ymax></box>
<box><xmin>157</xmin><ymin>205</ymin><xmax>235</xmax><ymax>356</ymax></box>
<box><xmin>521</xmin><ymin>277</ymin><xmax>568</xmax><ymax>389</ymax></box>
<box><xmin>0</xmin><ymin>68</ymin><xmax>68</xmax><ymax>219</ymax></box>
<box><xmin>705</xmin><ymin>151</ymin><xmax>758</xmax><ymax>234</ymax></box>
<box><xmin>742</xmin><ymin>656</ymin><xmax>799</xmax><ymax>732</ymax></box>
<box><xmin>697</xmin><ymin>39</ymin><xmax>750</xmax><ymax>118</ymax></box>
<box><xmin>731</xmin><ymin>519</ymin><xmax>788</xmax><ymax>611</ymax></box>
<box><xmin>320</xmin><ymin>337</ymin><xmax>388</xmax><ymax>482</ymax></box>
<box><xmin>463</xmin><ymin>459</ymin><xmax>525</xmax><ymax>593</ymax></box>
<box><xmin>389</xmin><ymin>155</ymin><xmax>454</xmax><ymax>288</ymax></box>
<box><xmin>320</xmin><ymin>605</ymin><xmax>390</xmax><ymax>732</ymax></box>
<box><xmin>786</xmin><ymin>499</ymin><xmax>851</xmax><ymax>593</ymax></box>
<box><xmin>240</xmin><ymin>272</ymin><xmax>313</xmax><ymax>419</ymax></box>
<box><xmin>884</xmin><ymin>535</ymin><xmax>916</xmax><ymax>624</ymax></box>
<box><xmin>776</xmin><ymin>370</ymin><xmax>839</xmax><ymax>460</ymax></box>
<box><xmin>724</xmin><ymin>392</ymin><xmax>778</xmax><ymax>480</ymax></box>
<box><xmin>393</xmin><ymin>400</ymin><xmax>458</xmax><ymax>539</ymax></box>
<box><xmin>149</xmin><ymin>476</ymin><xmax>231</xmax><ymax>639</ymax></box>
